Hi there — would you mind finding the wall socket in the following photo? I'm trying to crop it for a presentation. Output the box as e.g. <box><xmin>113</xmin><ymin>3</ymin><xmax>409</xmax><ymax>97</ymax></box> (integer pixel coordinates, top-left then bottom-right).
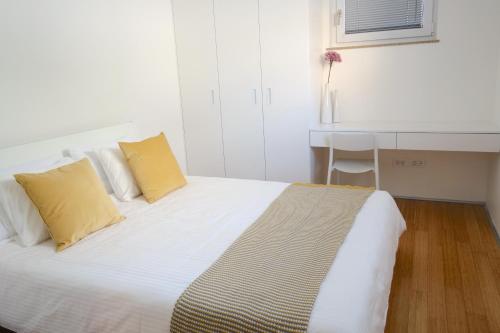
<box><xmin>392</xmin><ymin>159</ymin><xmax>426</xmax><ymax>168</ymax></box>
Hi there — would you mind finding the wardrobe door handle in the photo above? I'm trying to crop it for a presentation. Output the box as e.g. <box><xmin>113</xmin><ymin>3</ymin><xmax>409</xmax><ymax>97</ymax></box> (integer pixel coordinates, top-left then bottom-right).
<box><xmin>253</xmin><ymin>89</ymin><xmax>257</xmax><ymax>104</ymax></box>
<box><xmin>211</xmin><ymin>89</ymin><xmax>215</xmax><ymax>105</ymax></box>
<box><xmin>268</xmin><ymin>88</ymin><xmax>272</xmax><ymax>105</ymax></box>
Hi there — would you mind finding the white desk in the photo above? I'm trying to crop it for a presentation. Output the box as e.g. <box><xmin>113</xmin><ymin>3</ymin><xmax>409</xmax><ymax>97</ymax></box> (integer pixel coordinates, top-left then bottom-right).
<box><xmin>310</xmin><ymin>122</ymin><xmax>500</xmax><ymax>153</ymax></box>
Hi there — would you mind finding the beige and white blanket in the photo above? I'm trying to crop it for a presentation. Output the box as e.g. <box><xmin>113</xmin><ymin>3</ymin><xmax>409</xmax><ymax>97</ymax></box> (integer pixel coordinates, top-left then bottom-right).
<box><xmin>171</xmin><ymin>184</ymin><xmax>373</xmax><ymax>333</ymax></box>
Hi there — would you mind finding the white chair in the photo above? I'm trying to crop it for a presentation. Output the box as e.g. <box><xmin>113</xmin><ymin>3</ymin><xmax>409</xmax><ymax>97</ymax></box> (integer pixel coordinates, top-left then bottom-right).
<box><xmin>326</xmin><ymin>133</ymin><xmax>380</xmax><ymax>190</ymax></box>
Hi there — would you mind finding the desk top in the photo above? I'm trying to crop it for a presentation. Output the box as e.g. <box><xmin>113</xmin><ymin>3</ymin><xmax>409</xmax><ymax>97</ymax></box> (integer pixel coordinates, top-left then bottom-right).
<box><xmin>311</xmin><ymin>121</ymin><xmax>500</xmax><ymax>134</ymax></box>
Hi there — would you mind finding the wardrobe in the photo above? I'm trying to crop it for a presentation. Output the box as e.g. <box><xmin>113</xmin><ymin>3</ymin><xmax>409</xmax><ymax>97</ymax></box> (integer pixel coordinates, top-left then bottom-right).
<box><xmin>172</xmin><ymin>0</ymin><xmax>313</xmax><ymax>182</ymax></box>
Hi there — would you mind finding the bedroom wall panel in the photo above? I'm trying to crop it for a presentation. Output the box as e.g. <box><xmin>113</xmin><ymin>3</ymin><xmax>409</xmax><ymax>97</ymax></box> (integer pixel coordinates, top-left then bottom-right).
<box><xmin>0</xmin><ymin>0</ymin><xmax>187</xmax><ymax>171</ymax></box>
<box><xmin>172</xmin><ymin>0</ymin><xmax>226</xmax><ymax>177</ymax></box>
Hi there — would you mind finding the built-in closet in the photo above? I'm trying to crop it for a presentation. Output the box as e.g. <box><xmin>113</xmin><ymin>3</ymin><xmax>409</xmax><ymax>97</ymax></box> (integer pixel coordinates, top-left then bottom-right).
<box><xmin>173</xmin><ymin>0</ymin><xmax>312</xmax><ymax>182</ymax></box>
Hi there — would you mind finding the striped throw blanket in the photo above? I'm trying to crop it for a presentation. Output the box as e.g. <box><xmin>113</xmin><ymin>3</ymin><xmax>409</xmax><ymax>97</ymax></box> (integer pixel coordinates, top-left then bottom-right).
<box><xmin>170</xmin><ymin>184</ymin><xmax>373</xmax><ymax>333</ymax></box>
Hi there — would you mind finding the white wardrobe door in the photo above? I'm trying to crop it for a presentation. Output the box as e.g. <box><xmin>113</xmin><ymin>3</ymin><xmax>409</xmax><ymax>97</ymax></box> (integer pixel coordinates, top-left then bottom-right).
<box><xmin>172</xmin><ymin>0</ymin><xmax>226</xmax><ymax>177</ymax></box>
<box><xmin>259</xmin><ymin>0</ymin><xmax>311</xmax><ymax>183</ymax></box>
<box><xmin>214</xmin><ymin>0</ymin><xmax>266</xmax><ymax>180</ymax></box>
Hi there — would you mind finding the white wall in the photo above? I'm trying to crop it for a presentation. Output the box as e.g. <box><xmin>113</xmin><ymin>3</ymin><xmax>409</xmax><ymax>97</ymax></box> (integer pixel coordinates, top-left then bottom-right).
<box><xmin>0</xmin><ymin>0</ymin><xmax>498</xmax><ymax>203</ymax></box>
<box><xmin>327</xmin><ymin>0</ymin><xmax>500</xmax><ymax>124</ymax></box>
<box><xmin>0</xmin><ymin>0</ymin><xmax>187</xmax><ymax>170</ymax></box>
<box><xmin>312</xmin><ymin>0</ymin><xmax>500</xmax><ymax>202</ymax></box>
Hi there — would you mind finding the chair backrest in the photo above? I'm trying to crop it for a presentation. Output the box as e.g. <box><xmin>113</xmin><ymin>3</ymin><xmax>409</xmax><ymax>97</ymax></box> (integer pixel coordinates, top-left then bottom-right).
<box><xmin>329</xmin><ymin>132</ymin><xmax>376</xmax><ymax>151</ymax></box>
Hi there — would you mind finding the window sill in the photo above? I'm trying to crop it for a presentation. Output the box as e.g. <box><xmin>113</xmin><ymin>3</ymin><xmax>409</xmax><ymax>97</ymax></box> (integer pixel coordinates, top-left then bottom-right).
<box><xmin>328</xmin><ymin>37</ymin><xmax>439</xmax><ymax>51</ymax></box>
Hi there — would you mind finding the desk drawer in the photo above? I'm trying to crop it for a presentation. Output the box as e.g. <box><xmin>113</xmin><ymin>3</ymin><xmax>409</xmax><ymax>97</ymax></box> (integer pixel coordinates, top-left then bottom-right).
<box><xmin>310</xmin><ymin>131</ymin><xmax>397</xmax><ymax>149</ymax></box>
<box><xmin>397</xmin><ymin>133</ymin><xmax>500</xmax><ymax>152</ymax></box>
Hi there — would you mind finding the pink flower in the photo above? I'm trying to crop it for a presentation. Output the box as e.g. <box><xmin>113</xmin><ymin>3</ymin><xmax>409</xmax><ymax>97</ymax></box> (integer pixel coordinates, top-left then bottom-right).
<box><xmin>324</xmin><ymin>51</ymin><xmax>342</xmax><ymax>84</ymax></box>
<box><xmin>324</xmin><ymin>51</ymin><xmax>342</xmax><ymax>63</ymax></box>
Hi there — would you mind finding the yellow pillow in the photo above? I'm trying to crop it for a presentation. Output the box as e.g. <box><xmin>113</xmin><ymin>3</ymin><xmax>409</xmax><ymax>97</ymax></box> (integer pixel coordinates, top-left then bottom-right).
<box><xmin>15</xmin><ymin>159</ymin><xmax>124</xmax><ymax>251</ymax></box>
<box><xmin>119</xmin><ymin>133</ymin><xmax>186</xmax><ymax>203</ymax></box>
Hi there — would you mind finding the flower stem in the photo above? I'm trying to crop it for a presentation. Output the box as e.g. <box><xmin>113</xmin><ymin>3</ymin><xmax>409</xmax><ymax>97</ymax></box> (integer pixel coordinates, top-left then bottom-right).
<box><xmin>327</xmin><ymin>61</ymin><xmax>333</xmax><ymax>84</ymax></box>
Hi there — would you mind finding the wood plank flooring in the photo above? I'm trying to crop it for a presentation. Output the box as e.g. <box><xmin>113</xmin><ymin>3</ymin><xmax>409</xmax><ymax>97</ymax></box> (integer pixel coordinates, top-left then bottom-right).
<box><xmin>385</xmin><ymin>199</ymin><xmax>500</xmax><ymax>333</ymax></box>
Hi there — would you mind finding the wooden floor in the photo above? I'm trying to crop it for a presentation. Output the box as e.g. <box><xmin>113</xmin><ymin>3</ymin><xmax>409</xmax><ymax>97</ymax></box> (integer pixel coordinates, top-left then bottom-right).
<box><xmin>385</xmin><ymin>199</ymin><xmax>500</xmax><ymax>333</ymax></box>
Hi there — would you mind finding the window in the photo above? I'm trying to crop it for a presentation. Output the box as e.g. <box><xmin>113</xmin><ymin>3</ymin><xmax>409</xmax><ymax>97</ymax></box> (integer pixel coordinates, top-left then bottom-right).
<box><xmin>335</xmin><ymin>0</ymin><xmax>436</xmax><ymax>45</ymax></box>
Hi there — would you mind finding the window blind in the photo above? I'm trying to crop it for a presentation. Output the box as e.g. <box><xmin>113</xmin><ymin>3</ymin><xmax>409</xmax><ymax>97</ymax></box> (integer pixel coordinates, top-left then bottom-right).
<box><xmin>345</xmin><ymin>0</ymin><xmax>424</xmax><ymax>34</ymax></box>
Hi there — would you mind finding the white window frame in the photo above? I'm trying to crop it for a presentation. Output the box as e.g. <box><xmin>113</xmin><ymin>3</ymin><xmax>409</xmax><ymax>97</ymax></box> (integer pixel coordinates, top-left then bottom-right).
<box><xmin>335</xmin><ymin>0</ymin><xmax>436</xmax><ymax>44</ymax></box>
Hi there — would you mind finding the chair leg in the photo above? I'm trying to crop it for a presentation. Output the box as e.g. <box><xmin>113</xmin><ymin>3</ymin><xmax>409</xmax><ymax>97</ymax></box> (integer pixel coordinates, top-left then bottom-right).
<box><xmin>374</xmin><ymin>148</ymin><xmax>380</xmax><ymax>190</ymax></box>
<box><xmin>327</xmin><ymin>145</ymin><xmax>334</xmax><ymax>185</ymax></box>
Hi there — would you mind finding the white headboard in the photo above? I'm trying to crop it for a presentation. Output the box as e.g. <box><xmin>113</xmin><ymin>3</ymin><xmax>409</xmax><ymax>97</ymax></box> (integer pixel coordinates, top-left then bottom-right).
<box><xmin>0</xmin><ymin>123</ymin><xmax>137</xmax><ymax>169</ymax></box>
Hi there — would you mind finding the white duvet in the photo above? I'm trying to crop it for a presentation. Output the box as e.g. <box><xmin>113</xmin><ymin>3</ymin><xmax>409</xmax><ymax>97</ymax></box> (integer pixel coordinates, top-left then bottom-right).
<box><xmin>0</xmin><ymin>177</ymin><xmax>405</xmax><ymax>333</ymax></box>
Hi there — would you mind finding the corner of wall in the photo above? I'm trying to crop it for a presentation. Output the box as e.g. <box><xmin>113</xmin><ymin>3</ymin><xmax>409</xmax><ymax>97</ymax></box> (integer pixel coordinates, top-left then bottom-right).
<box><xmin>308</xmin><ymin>0</ymin><xmax>329</xmax><ymax>181</ymax></box>
<box><xmin>307</xmin><ymin>0</ymin><xmax>329</xmax><ymax>124</ymax></box>
<box><xmin>486</xmin><ymin>46</ymin><xmax>500</xmax><ymax>237</ymax></box>
<box><xmin>487</xmin><ymin>155</ymin><xmax>500</xmax><ymax>237</ymax></box>
<box><xmin>496</xmin><ymin>52</ymin><xmax>500</xmax><ymax>126</ymax></box>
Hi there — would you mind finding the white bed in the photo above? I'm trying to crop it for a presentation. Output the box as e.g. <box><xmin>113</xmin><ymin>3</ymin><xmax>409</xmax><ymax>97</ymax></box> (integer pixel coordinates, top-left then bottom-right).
<box><xmin>0</xmin><ymin>124</ymin><xmax>406</xmax><ymax>333</ymax></box>
<box><xmin>0</xmin><ymin>175</ymin><xmax>405</xmax><ymax>333</ymax></box>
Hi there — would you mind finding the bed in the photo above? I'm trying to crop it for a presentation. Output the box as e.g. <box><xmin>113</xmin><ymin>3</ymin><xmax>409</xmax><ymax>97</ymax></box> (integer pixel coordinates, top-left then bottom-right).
<box><xmin>0</xmin><ymin>125</ymin><xmax>406</xmax><ymax>333</ymax></box>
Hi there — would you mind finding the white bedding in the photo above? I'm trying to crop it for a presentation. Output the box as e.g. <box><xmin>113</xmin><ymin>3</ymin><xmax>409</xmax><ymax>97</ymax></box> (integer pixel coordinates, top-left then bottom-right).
<box><xmin>0</xmin><ymin>176</ymin><xmax>405</xmax><ymax>333</ymax></box>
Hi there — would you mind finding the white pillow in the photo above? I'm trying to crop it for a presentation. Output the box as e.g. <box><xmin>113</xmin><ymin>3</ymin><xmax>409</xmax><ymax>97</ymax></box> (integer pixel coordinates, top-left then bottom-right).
<box><xmin>65</xmin><ymin>149</ymin><xmax>113</xmax><ymax>194</ymax></box>
<box><xmin>97</xmin><ymin>147</ymin><xmax>141</xmax><ymax>201</ymax></box>
<box><xmin>0</xmin><ymin>157</ymin><xmax>75</xmax><ymax>246</ymax></box>
<box><xmin>0</xmin><ymin>204</ymin><xmax>15</xmax><ymax>241</ymax></box>
<box><xmin>0</xmin><ymin>154</ymin><xmax>63</xmax><ymax>242</ymax></box>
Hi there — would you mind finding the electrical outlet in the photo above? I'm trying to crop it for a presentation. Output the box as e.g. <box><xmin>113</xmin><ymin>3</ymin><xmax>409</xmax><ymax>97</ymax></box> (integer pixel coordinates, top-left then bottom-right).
<box><xmin>411</xmin><ymin>160</ymin><xmax>426</xmax><ymax>168</ymax></box>
<box><xmin>392</xmin><ymin>159</ymin><xmax>426</xmax><ymax>168</ymax></box>
<box><xmin>392</xmin><ymin>159</ymin><xmax>407</xmax><ymax>168</ymax></box>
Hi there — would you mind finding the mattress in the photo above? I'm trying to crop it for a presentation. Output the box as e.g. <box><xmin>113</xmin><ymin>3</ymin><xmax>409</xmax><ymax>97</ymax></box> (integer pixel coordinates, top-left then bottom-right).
<box><xmin>0</xmin><ymin>176</ymin><xmax>406</xmax><ymax>333</ymax></box>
